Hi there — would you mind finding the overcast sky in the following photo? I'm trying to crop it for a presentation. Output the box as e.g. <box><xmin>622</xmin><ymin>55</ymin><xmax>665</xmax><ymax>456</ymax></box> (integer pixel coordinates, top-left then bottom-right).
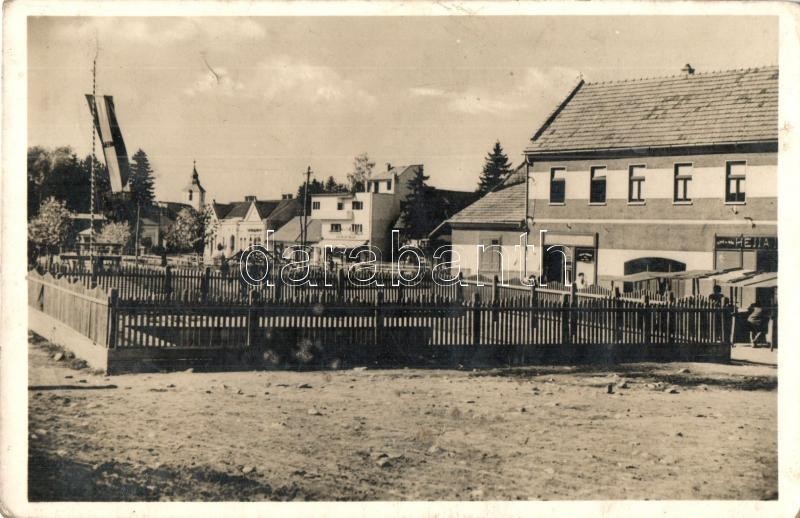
<box><xmin>28</xmin><ymin>16</ymin><xmax>777</xmax><ymax>204</ymax></box>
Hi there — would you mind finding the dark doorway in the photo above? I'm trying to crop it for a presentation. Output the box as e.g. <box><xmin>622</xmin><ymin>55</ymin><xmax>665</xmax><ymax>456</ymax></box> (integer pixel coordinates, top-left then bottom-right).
<box><xmin>543</xmin><ymin>246</ymin><xmax>570</xmax><ymax>285</ymax></box>
<box><xmin>756</xmin><ymin>250</ymin><xmax>778</xmax><ymax>272</ymax></box>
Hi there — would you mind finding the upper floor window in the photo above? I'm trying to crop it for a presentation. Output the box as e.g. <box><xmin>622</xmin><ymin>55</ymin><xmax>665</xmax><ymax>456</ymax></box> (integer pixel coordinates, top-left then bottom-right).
<box><xmin>351</xmin><ymin>224</ymin><xmax>363</xmax><ymax>234</ymax></box>
<box><xmin>550</xmin><ymin>167</ymin><xmax>566</xmax><ymax>204</ymax></box>
<box><xmin>673</xmin><ymin>163</ymin><xmax>693</xmax><ymax>203</ymax></box>
<box><xmin>726</xmin><ymin>161</ymin><xmax>746</xmax><ymax>203</ymax></box>
<box><xmin>386</xmin><ymin>180</ymin><xmax>392</xmax><ymax>190</ymax></box>
<box><xmin>330</xmin><ymin>223</ymin><xmax>342</xmax><ymax>232</ymax></box>
<box><xmin>337</xmin><ymin>201</ymin><xmax>344</xmax><ymax>210</ymax></box>
<box><xmin>312</xmin><ymin>201</ymin><xmax>321</xmax><ymax>210</ymax></box>
<box><xmin>352</xmin><ymin>201</ymin><xmax>364</xmax><ymax>210</ymax></box>
<box><xmin>628</xmin><ymin>165</ymin><xmax>645</xmax><ymax>203</ymax></box>
<box><xmin>589</xmin><ymin>166</ymin><xmax>607</xmax><ymax>204</ymax></box>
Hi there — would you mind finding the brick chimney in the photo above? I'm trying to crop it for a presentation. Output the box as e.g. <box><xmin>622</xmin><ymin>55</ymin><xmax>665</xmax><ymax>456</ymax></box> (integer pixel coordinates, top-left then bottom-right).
<box><xmin>244</xmin><ymin>195</ymin><xmax>257</xmax><ymax>202</ymax></box>
<box><xmin>282</xmin><ymin>193</ymin><xmax>293</xmax><ymax>200</ymax></box>
<box><xmin>681</xmin><ymin>63</ymin><xmax>695</xmax><ymax>77</ymax></box>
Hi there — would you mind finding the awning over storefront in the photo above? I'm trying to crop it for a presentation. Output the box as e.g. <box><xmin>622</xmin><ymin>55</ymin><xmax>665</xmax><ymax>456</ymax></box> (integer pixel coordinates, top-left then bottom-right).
<box><xmin>720</xmin><ymin>271</ymin><xmax>778</xmax><ymax>288</ymax></box>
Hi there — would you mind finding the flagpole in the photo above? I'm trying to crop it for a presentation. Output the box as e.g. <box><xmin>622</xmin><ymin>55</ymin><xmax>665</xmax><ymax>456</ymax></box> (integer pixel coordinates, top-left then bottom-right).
<box><xmin>89</xmin><ymin>52</ymin><xmax>97</xmax><ymax>276</ymax></box>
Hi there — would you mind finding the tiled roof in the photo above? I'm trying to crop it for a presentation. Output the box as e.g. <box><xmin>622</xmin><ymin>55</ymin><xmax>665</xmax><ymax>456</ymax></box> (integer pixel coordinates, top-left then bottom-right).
<box><xmin>211</xmin><ymin>202</ymin><xmax>233</xmax><ymax>219</ymax></box>
<box><xmin>526</xmin><ymin>66</ymin><xmax>778</xmax><ymax>154</ymax></box>
<box><xmin>371</xmin><ymin>164</ymin><xmax>422</xmax><ymax>181</ymax></box>
<box><xmin>156</xmin><ymin>201</ymin><xmax>193</xmax><ymax>218</ymax></box>
<box><xmin>446</xmin><ymin>182</ymin><xmax>527</xmax><ymax>226</ymax></box>
<box><xmin>222</xmin><ymin>201</ymin><xmax>253</xmax><ymax>219</ymax></box>
<box><xmin>264</xmin><ymin>198</ymin><xmax>301</xmax><ymax>223</ymax></box>
<box><xmin>254</xmin><ymin>201</ymin><xmax>281</xmax><ymax>220</ymax></box>
<box><xmin>221</xmin><ymin>199</ymin><xmax>297</xmax><ymax>221</ymax></box>
<box><xmin>271</xmin><ymin>216</ymin><xmax>322</xmax><ymax>243</ymax></box>
<box><xmin>500</xmin><ymin>163</ymin><xmax>527</xmax><ymax>187</ymax></box>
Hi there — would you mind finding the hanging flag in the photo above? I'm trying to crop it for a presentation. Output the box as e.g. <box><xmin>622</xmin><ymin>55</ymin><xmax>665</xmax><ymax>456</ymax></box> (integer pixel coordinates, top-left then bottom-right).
<box><xmin>85</xmin><ymin>94</ymin><xmax>130</xmax><ymax>192</ymax></box>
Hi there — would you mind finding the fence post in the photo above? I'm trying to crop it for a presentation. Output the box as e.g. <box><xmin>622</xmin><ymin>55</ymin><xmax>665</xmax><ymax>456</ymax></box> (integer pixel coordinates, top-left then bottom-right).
<box><xmin>374</xmin><ymin>291</ymin><xmax>384</xmax><ymax>349</ymax></box>
<box><xmin>274</xmin><ymin>266</ymin><xmax>284</xmax><ymax>302</ymax></box>
<box><xmin>164</xmin><ymin>265</ymin><xmax>173</xmax><ymax>301</ymax></box>
<box><xmin>666</xmin><ymin>291</ymin><xmax>675</xmax><ymax>342</ymax></box>
<box><xmin>201</xmin><ymin>266</ymin><xmax>210</xmax><ymax>302</ymax></box>
<box><xmin>491</xmin><ymin>275</ymin><xmax>500</xmax><ymax>323</ymax></box>
<box><xmin>614</xmin><ymin>287</ymin><xmax>622</xmax><ymax>343</ymax></box>
<box><xmin>561</xmin><ymin>294</ymin><xmax>571</xmax><ymax>344</ymax></box>
<box><xmin>642</xmin><ymin>293</ymin><xmax>651</xmax><ymax>346</ymax></box>
<box><xmin>336</xmin><ymin>268</ymin><xmax>345</xmax><ymax>303</ymax></box>
<box><xmin>723</xmin><ymin>300</ymin><xmax>734</xmax><ymax>346</ymax></box>
<box><xmin>569</xmin><ymin>282</ymin><xmax>578</xmax><ymax>340</ymax></box>
<box><xmin>471</xmin><ymin>292</ymin><xmax>482</xmax><ymax>346</ymax></box>
<box><xmin>530</xmin><ymin>279</ymin><xmax>538</xmax><ymax>329</ymax></box>
<box><xmin>106</xmin><ymin>288</ymin><xmax>118</xmax><ymax>348</ymax></box>
<box><xmin>90</xmin><ymin>257</ymin><xmax>98</xmax><ymax>288</ymax></box>
<box><xmin>456</xmin><ymin>272</ymin><xmax>464</xmax><ymax>304</ymax></box>
<box><xmin>246</xmin><ymin>289</ymin><xmax>258</xmax><ymax>348</ymax></box>
<box><xmin>398</xmin><ymin>278</ymin><xmax>405</xmax><ymax>304</ymax></box>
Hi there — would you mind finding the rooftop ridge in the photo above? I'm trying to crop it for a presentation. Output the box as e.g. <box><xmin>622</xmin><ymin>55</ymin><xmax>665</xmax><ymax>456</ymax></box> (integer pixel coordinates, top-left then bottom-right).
<box><xmin>584</xmin><ymin>65</ymin><xmax>778</xmax><ymax>87</ymax></box>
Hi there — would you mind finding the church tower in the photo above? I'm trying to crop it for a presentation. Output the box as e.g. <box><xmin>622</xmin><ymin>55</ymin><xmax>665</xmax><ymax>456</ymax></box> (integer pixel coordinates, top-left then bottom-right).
<box><xmin>183</xmin><ymin>160</ymin><xmax>206</xmax><ymax>212</ymax></box>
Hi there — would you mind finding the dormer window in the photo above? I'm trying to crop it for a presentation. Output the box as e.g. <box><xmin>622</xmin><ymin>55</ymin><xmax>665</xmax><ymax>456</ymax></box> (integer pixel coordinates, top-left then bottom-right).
<box><xmin>386</xmin><ymin>180</ymin><xmax>392</xmax><ymax>190</ymax></box>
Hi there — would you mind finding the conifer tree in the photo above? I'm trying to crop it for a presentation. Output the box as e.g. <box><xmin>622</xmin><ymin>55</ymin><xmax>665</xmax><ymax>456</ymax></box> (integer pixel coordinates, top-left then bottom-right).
<box><xmin>128</xmin><ymin>149</ymin><xmax>156</xmax><ymax>208</ymax></box>
<box><xmin>476</xmin><ymin>141</ymin><xmax>512</xmax><ymax>196</ymax></box>
<box><xmin>399</xmin><ymin>165</ymin><xmax>440</xmax><ymax>240</ymax></box>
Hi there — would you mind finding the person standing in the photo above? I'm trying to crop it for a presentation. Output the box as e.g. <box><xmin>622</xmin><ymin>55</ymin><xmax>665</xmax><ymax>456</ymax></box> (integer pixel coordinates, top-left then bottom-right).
<box><xmin>746</xmin><ymin>299</ymin><xmax>768</xmax><ymax>347</ymax></box>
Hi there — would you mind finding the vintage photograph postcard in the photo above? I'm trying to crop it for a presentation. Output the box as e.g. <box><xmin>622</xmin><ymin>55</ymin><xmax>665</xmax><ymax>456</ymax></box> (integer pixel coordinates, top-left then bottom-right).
<box><xmin>2</xmin><ymin>1</ymin><xmax>800</xmax><ymax>517</ymax></box>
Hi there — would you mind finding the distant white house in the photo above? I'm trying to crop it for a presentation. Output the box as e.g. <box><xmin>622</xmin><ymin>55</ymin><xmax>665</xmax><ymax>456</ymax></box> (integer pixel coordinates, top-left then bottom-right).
<box><xmin>308</xmin><ymin>164</ymin><xmax>419</xmax><ymax>263</ymax></box>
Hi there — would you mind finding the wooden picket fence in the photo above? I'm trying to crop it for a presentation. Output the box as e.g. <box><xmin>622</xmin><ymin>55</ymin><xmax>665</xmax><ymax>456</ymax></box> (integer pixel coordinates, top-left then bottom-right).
<box><xmin>28</xmin><ymin>272</ymin><xmax>112</xmax><ymax>346</ymax></box>
<box><xmin>28</xmin><ymin>268</ymin><xmax>733</xmax><ymax>372</ymax></box>
<box><xmin>37</xmin><ymin>263</ymin><xmax>678</xmax><ymax>307</ymax></box>
<box><xmin>109</xmin><ymin>286</ymin><xmax>731</xmax><ymax>349</ymax></box>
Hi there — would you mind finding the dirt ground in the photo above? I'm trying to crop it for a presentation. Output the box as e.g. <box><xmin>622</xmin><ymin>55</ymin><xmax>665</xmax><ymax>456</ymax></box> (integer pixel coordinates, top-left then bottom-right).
<box><xmin>27</xmin><ymin>336</ymin><xmax>777</xmax><ymax>501</ymax></box>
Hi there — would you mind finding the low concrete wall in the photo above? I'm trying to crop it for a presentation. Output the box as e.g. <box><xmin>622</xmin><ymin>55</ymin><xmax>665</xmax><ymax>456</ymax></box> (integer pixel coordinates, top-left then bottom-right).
<box><xmin>29</xmin><ymin>308</ymin><xmax>110</xmax><ymax>372</ymax></box>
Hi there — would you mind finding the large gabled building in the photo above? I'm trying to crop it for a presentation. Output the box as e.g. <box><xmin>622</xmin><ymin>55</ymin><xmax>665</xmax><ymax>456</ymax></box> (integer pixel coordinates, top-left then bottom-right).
<box><xmin>204</xmin><ymin>195</ymin><xmax>299</xmax><ymax>260</ymax></box>
<box><xmin>524</xmin><ymin>66</ymin><xmax>778</xmax><ymax>287</ymax></box>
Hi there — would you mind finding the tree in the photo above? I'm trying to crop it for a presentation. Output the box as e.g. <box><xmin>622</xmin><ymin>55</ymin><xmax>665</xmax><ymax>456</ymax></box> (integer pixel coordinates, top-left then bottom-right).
<box><xmin>324</xmin><ymin>175</ymin><xmax>348</xmax><ymax>193</ymax></box>
<box><xmin>97</xmin><ymin>221</ymin><xmax>131</xmax><ymax>246</ymax></box>
<box><xmin>28</xmin><ymin>197</ymin><xmax>75</xmax><ymax>255</ymax></box>
<box><xmin>27</xmin><ymin>146</ymin><xmax>117</xmax><ymax>218</ymax></box>
<box><xmin>201</xmin><ymin>204</ymin><xmax>218</xmax><ymax>255</ymax></box>
<box><xmin>28</xmin><ymin>146</ymin><xmax>53</xmax><ymax>216</ymax></box>
<box><xmin>347</xmin><ymin>152</ymin><xmax>374</xmax><ymax>193</ymax></box>
<box><xmin>476</xmin><ymin>141</ymin><xmax>512</xmax><ymax>196</ymax></box>
<box><xmin>297</xmin><ymin>178</ymin><xmax>326</xmax><ymax>215</ymax></box>
<box><xmin>128</xmin><ymin>149</ymin><xmax>156</xmax><ymax>208</ymax></box>
<box><xmin>165</xmin><ymin>208</ymin><xmax>203</xmax><ymax>253</ymax></box>
<box><xmin>399</xmin><ymin>165</ymin><xmax>442</xmax><ymax>241</ymax></box>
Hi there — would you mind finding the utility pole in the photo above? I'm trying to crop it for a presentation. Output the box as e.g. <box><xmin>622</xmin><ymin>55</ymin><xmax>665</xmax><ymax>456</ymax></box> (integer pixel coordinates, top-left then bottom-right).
<box><xmin>301</xmin><ymin>165</ymin><xmax>313</xmax><ymax>248</ymax></box>
<box><xmin>134</xmin><ymin>200</ymin><xmax>141</xmax><ymax>261</ymax></box>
